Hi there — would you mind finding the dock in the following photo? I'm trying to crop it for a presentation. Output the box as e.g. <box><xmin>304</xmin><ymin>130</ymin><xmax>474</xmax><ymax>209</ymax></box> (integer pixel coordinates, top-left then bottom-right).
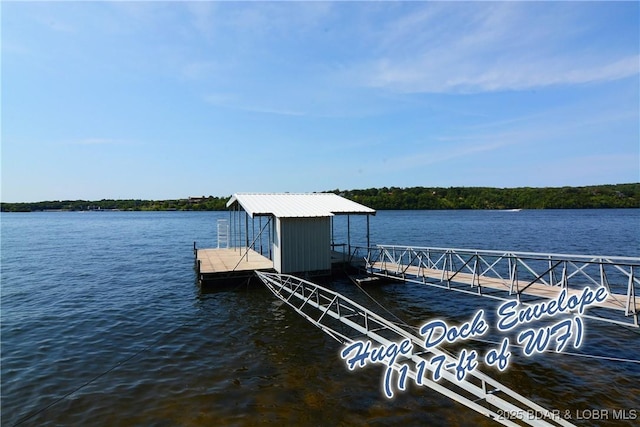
<box><xmin>188</xmin><ymin>192</ymin><xmax>640</xmax><ymax>426</ymax></box>
<box><xmin>195</xmin><ymin>247</ymin><xmax>274</xmax><ymax>284</ymax></box>
<box><xmin>195</xmin><ymin>247</ymin><xmax>356</xmax><ymax>284</ymax></box>
<box><xmin>191</xmin><ymin>193</ymin><xmax>639</xmax><ymax>327</ymax></box>
<box><xmin>369</xmin><ymin>262</ymin><xmax>640</xmax><ymax>312</ymax></box>
<box><xmin>194</xmin><ymin>193</ymin><xmax>375</xmax><ymax>285</ymax></box>
<box><xmin>362</xmin><ymin>244</ymin><xmax>640</xmax><ymax>327</ymax></box>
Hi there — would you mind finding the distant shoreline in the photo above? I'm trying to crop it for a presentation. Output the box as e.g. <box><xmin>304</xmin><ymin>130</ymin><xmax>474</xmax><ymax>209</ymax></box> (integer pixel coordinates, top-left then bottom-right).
<box><xmin>1</xmin><ymin>183</ymin><xmax>638</xmax><ymax>212</ymax></box>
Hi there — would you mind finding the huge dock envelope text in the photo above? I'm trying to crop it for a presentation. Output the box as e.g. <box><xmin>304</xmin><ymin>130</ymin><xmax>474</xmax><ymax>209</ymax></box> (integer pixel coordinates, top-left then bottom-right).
<box><xmin>340</xmin><ymin>286</ymin><xmax>608</xmax><ymax>398</ymax></box>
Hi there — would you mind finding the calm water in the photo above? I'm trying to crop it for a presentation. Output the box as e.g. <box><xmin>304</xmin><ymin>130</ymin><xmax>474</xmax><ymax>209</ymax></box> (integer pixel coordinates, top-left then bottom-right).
<box><xmin>2</xmin><ymin>209</ymin><xmax>639</xmax><ymax>426</ymax></box>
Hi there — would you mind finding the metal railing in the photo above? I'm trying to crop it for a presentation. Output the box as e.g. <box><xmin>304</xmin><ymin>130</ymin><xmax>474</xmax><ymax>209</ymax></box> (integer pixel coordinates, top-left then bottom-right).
<box><xmin>255</xmin><ymin>271</ymin><xmax>573</xmax><ymax>427</ymax></box>
<box><xmin>354</xmin><ymin>245</ymin><xmax>640</xmax><ymax>327</ymax></box>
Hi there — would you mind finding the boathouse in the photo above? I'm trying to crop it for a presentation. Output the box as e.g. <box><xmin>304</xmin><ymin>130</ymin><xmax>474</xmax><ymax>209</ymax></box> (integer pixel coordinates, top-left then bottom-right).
<box><xmin>225</xmin><ymin>193</ymin><xmax>375</xmax><ymax>275</ymax></box>
<box><xmin>194</xmin><ymin>192</ymin><xmax>376</xmax><ymax>283</ymax></box>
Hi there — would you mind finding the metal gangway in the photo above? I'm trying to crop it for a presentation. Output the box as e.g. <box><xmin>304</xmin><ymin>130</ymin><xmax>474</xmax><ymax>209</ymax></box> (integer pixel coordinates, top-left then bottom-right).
<box><xmin>355</xmin><ymin>245</ymin><xmax>640</xmax><ymax>327</ymax></box>
<box><xmin>255</xmin><ymin>271</ymin><xmax>573</xmax><ymax>427</ymax></box>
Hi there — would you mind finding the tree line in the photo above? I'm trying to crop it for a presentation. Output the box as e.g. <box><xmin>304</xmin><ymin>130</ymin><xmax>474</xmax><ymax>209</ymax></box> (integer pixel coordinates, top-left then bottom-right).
<box><xmin>330</xmin><ymin>183</ymin><xmax>639</xmax><ymax>210</ymax></box>
<box><xmin>1</xmin><ymin>184</ymin><xmax>638</xmax><ymax>212</ymax></box>
<box><xmin>0</xmin><ymin>196</ymin><xmax>229</xmax><ymax>212</ymax></box>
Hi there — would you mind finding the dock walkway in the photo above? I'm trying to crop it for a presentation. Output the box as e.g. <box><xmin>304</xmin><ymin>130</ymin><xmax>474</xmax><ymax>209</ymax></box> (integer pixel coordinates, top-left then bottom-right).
<box><xmin>361</xmin><ymin>244</ymin><xmax>640</xmax><ymax>327</ymax></box>
<box><xmin>370</xmin><ymin>262</ymin><xmax>640</xmax><ymax>313</ymax></box>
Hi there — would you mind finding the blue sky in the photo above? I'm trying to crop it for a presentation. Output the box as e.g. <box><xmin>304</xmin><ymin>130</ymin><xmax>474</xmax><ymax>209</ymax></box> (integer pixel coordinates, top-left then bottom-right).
<box><xmin>2</xmin><ymin>1</ymin><xmax>638</xmax><ymax>202</ymax></box>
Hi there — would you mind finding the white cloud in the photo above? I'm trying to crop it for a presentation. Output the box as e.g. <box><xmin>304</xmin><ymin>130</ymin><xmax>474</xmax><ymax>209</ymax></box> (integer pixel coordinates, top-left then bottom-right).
<box><xmin>381</xmin><ymin>137</ymin><xmax>515</xmax><ymax>172</ymax></box>
<box><xmin>562</xmin><ymin>56</ymin><xmax>640</xmax><ymax>85</ymax></box>
<box><xmin>355</xmin><ymin>3</ymin><xmax>639</xmax><ymax>94</ymax></box>
<box><xmin>185</xmin><ymin>1</ymin><xmax>218</xmax><ymax>41</ymax></box>
<box><xmin>182</xmin><ymin>60</ymin><xmax>222</xmax><ymax>80</ymax></box>
<box><xmin>203</xmin><ymin>93</ymin><xmax>306</xmax><ymax>117</ymax></box>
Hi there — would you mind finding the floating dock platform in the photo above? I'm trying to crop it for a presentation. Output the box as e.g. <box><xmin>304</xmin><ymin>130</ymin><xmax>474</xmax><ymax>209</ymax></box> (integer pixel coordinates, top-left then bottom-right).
<box><xmin>195</xmin><ymin>246</ymin><xmax>274</xmax><ymax>284</ymax></box>
<box><xmin>194</xmin><ymin>246</ymin><xmax>357</xmax><ymax>285</ymax></box>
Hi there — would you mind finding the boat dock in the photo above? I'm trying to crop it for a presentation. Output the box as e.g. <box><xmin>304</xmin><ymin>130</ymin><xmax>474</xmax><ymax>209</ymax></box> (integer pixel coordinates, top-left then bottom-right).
<box><xmin>194</xmin><ymin>193</ymin><xmax>375</xmax><ymax>284</ymax></box>
<box><xmin>191</xmin><ymin>192</ymin><xmax>639</xmax><ymax>425</ymax></box>
<box><xmin>194</xmin><ymin>246</ymin><xmax>274</xmax><ymax>283</ymax></box>
<box><xmin>192</xmin><ymin>192</ymin><xmax>639</xmax><ymax>326</ymax></box>
<box><xmin>194</xmin><ymin>246</ymin><xmax>356</xmax><ymax>284</ymax></box>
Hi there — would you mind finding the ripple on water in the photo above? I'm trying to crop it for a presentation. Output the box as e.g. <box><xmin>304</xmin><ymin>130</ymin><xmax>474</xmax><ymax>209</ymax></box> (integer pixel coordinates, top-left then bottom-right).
<box><xmin>2</xmin><ymin>211</ymin><xmax>640</xmax><ymax>426</ymax></box>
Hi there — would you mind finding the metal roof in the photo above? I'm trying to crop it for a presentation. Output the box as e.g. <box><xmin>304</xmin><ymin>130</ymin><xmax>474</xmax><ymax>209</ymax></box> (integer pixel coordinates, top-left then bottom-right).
<box><xmin>226</xmin><ymin>193</ymin><xmax>376</xmax><ymax>218</ymax></box>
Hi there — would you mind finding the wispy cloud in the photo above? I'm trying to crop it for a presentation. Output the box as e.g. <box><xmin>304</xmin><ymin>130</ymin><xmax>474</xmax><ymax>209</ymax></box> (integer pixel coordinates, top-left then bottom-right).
<box><xmin>181</xmin><ymin>60</ymin><xmax>223</xmax><ymax>80</ymax></box>
<box><xmin>204</xmin><ymin>93</ymin><xmax>307</xmax><ymax>117</ymax></box>
<box><xmin>241</xmin><ymin>106</ymin><xmax>306</xmax><ymax>117</ymax></box>
<box><xmin>379</xmin><ymin>93</ymin><xmax>639</xmax><ymax>175</ymax></box>
<box><xmin>381</xmin><ymin>137</ymin><xmax>515</xmax><ymax>172</ymax></box>
<box><xmin>185</xmin><ymin>1</ymin><xmax>218</xmax><ymax>42</ymax></box>
<box><xmin>67</xmin><ymin>138</ymin><xmax>132</xmax><ymax>146</ymax></box>
<box><xmin>353</xmin><ymin>3</ymin><xmax>639</xmax><ymax>94</ymax></box>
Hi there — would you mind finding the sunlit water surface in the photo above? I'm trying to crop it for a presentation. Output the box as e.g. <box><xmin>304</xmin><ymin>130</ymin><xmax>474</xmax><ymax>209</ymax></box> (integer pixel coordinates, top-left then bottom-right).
<box><xmin>2</xmin><ymin>210</ymin><xmax>639</xmax><ymax>426</ymax></box>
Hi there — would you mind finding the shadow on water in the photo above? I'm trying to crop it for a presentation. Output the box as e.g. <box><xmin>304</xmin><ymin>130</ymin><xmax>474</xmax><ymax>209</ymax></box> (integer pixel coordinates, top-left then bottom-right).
<box><xmin>189</xmin><ymin>281</ymin><xmax>496</xmax><ymax>427</ymax></box>
<box><xmin>188</xmin><ymin>272</ymin><xmax>640</xmax><ymax>426</ymax></box>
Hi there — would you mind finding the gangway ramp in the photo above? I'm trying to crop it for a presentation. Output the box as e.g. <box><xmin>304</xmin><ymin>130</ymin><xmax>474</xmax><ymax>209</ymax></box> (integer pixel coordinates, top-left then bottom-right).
<box><xmin>255</xmin><ymin>271</ymin><xmax>574</xmax><ymax>427</ymax></box>
<box><xmin>361</xmin><ymin>245</ymin><xmax>640</xmax><ymax>327</ymax></box>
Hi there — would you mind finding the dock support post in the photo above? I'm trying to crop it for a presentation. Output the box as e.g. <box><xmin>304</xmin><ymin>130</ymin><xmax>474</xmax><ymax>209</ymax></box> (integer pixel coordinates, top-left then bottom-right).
<box><xmin>196</xmin><ymin>259</ymin><xmax>202</xmax><ymax>284</ymax></box>
<box><xmin>366</xmin><ymin>215</ymin><xmax>370</xmax><ymax>249</ymax></box>
<box><xmin>331</xmin><ymin>217</ymin><xmax>334</xmax><ymax>247</ymax></box>
<box><xmin>237</xmin><ymin>204</ymin><xmax>241</xmax><ymax>251</ymax></box>
<box><xmin>245</xmin><ymin>210</ymin><xmax>249</xmax><ymax>260</ymax></box>
<box><xmin>259</xmin><ymin>216</ymin><xmax>262</xmax><ymax>255</ymax></box>
<box><xmin>269</xmin><ymin>216</ymin><xmax>272</xmax><ymax>259</ymax></box>
<box><xmin>347</xmin><ymin>215</ymin><xmax>351</xmax><ymax>257</ymax></box>
<box><xmin>626</xmin><ymin>266</ymin><xmax>636</xmax><ymax>318</ymax></box>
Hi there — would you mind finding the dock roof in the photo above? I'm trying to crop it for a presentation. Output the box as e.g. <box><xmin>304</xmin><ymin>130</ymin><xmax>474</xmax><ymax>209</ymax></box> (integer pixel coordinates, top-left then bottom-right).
<box><xmin>226</xmin><ymin>193</ymin><xmax>376</xmax><ymax>218</ymax></box>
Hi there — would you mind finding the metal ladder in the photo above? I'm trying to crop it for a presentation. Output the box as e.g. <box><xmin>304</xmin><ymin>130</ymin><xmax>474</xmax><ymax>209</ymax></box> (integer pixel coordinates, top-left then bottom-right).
<box><xmin>216</xmin><ymin>219</ymin><xmax>229</xmax><ymax>248</ymax></box>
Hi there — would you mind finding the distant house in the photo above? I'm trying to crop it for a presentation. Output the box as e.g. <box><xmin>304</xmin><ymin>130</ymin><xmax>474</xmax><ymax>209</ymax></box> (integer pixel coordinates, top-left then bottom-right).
<box><xmin>226</xmin><ymin>193</ymin><xmax>375</xmax><ymax>275</ymax></box>
<box><xmin>188</xmin><ymin>196</ymin><xmax>206</xmax><ymax>204</ymax></box>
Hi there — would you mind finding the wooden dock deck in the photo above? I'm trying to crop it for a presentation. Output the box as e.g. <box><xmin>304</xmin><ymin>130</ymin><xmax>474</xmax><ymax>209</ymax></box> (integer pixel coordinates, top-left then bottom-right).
<box><xmin>370</xmin><ymin>262</ymin><xmax>640</xmax><ymax>313</ymax></box>
<box><xmin>195</xmin><ymin>247</ymin><xmax>274</xmax><ymax>284</ymax></box>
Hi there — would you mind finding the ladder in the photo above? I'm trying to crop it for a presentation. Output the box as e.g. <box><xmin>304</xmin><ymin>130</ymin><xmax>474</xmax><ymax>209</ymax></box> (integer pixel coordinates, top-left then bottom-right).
<box><xmin>216</xmin><ymin>219</ymin><xmax>229</xmax><ymax>248</ymax></box>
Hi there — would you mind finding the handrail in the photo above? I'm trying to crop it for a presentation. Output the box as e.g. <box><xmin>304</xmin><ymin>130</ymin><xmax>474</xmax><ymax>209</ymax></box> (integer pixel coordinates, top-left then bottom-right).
<box><xmin>360</xmin><ymin>245</ymin><xmax>640</xmax><ymax>327</ymax></box>
<box><xmin>256</xmin><ymin>271</ymin><xmax>573</xmax><ymax>427</ymax></box>
<box><xmin>232</xmin><ymin>217</ymin><xmax>272</xmax><ymax>271</ymax></box>
<box><xmin>375</xmin><ymin>244</ymin><xmax>640</xmax><ymax>265</ymax></box>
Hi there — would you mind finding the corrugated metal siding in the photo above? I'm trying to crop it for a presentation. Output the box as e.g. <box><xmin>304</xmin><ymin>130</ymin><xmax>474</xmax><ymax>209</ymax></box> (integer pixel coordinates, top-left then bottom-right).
<box><xmin>274</xmin><ymin>217</ymin><xmax>330</xmax><ymax>274</ymax></box>
<box><xmin>273</xmin><ymin>219</ymin><xmax>282</xmax><ymax>273</ymax></box>
<box><xmin>226</xmin><ymin>193</ymin><xmax>375</xmax><ymax>218</ymax></box>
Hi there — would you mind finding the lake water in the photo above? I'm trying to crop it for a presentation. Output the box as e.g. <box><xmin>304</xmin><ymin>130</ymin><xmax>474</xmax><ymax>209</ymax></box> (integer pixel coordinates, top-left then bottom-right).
<box><xmin>2</xmin><ymin>209</ymin><xmax>639</xmax><ymax>426</ymax></box>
